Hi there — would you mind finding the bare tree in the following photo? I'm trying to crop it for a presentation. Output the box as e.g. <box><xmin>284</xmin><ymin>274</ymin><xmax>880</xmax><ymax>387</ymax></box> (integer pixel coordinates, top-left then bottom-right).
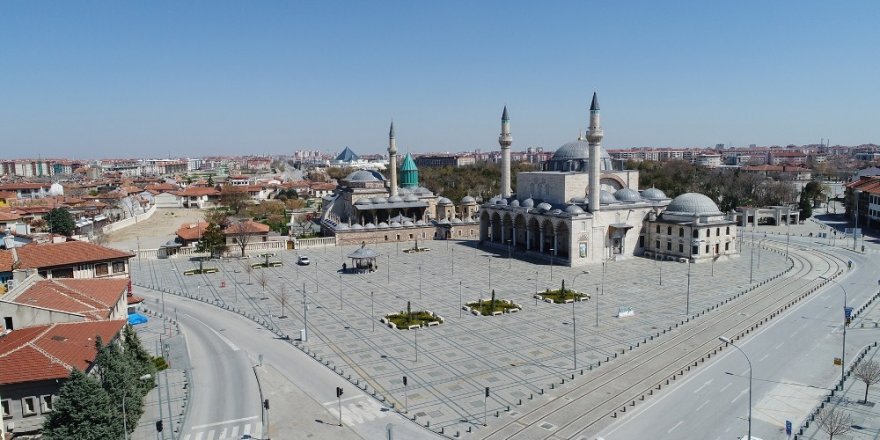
<box><xmin>243</xmin><ymin>262</ymin><xmax>253</xmax><ymax>284</ymax></box>
<box><xmin>228</xmin><ymin>220</ymin><xmax>252</xmax><ymax>257</ymax></box>
<box><xmin>854</xmin><ymin>360</ymin><xmax>880</xmax><ymax>404</ymax></box>
<box><xmin>258</xmin><ymin>270</ymin><xmax>269</xmax><ymax>300</ymax></box>
<box><xmin>815</xmin><ymin>407</ymin><xmax>852</xmax><ymax>439</ymax></box>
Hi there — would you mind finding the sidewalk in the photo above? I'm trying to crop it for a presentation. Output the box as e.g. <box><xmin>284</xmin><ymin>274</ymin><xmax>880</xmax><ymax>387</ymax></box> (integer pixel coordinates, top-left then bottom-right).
<box><xmin>131</xmin><ymin>303</ymin><xmax>192</xmax><ymax>440</ymax></box>
<box><xmin>254</xmin><ymin>364</ymin><xmax>364</xmax><ymax>440</ymax></box>
<box><xmin>797</xmin><ymin>342</ymin><xmax>880</xmax><ymax>439</ymax></box>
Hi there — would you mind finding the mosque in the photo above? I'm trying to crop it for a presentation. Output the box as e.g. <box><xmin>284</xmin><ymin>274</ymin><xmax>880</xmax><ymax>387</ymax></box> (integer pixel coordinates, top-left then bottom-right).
<box><xmin>479</xmin><ymin>93</ymin><xmax>740</xmax><ymax>267</ymax></box>
<box><xmin>320</xmin><ymin>124</ymin><xmax>480</xmax><ymax>245</ymax></box>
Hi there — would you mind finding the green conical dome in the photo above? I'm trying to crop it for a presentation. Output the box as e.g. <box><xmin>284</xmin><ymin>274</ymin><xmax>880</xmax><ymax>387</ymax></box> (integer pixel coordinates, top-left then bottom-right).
<box><xmin>400</xmin><ymin>153</ymin><xmax>419</xmax><ymax>188</ymax></box>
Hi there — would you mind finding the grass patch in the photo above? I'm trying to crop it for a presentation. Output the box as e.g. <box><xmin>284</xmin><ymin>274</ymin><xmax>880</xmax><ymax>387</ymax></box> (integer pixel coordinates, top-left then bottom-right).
<box><xmin>384</xmin><ymin>301</ymin><xmax>442</xmax><ymax>328</ymax></box>
<box><xmin>251</xmin><ymin>261</ymin><xmax>283</xmax><ymax>269</ymax></box>
<box><xmin>183</xmin><ymin>268</ymin><xmax>219</xmax><ymax>275</ymax></box>
<box><xmin>539</xmin><ymin>288</ymin><xmax>587</xmax><ymax>303</ymax></box>
<box><xmin>466</xmin><ymin>299</ymin><xmax>520</xmax><ymax>315</ymax></box>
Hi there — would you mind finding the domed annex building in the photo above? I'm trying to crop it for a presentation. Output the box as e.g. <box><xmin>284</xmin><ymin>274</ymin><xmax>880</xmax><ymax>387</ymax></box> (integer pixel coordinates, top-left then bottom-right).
<box><xmin>320</xmin><ymin>123</ymin><xmax>480</xmax><ymax>245</ymax></box>
<box><xmin>479</xmin><ymin>93</ymin><xmax>739</xmax><ymax>267</ymax></box>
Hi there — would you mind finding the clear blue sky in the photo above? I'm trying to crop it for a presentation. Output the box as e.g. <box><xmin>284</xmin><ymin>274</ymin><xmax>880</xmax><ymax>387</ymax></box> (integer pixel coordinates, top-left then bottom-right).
<box><xmin>1</xmin><ymin>1</ymin><xmax>878</xmax><ymax>159</ymax></box>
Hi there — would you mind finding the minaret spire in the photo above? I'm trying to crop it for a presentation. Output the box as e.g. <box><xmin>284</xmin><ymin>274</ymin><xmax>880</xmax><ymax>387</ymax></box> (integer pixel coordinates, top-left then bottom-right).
<box><xmin>587</xmin><ymin>92</ymin><xmax>604</xmax><ymax>213</ymax></box>
<box><xmin>388</xmin><ymin>121</ymin><xmax>399</xmax><ymax>197</ymax></box>
<box><xmin>499</xmin><ymin>106</ymin><xmax>513</xmax><ymax>199</ymax></box>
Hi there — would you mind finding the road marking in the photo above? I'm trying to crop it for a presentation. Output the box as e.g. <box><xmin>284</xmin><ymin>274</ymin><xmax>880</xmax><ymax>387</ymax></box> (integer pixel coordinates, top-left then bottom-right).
<box><xmin>230</xmin><ymin>426</ymin><xmax>239</xmax><ymax>438</ymax></box>
<box><xmin>322</xmin><ymin>395</ymin><xmax>362</xmax><ymax>406</ymax></box>
<box><xmin>696</xmin><ymin>400</ymin><xmax>710</xmax><ymax>412</ymax></box>
<box><xmin>218</xmin><ymin>427</ymin><xmax>226</xmax><ymax>438</ymax></box>
<box><xmin>193</xmin><ymin>432</ymin><xmax>203</xmax><ymax>440</ymax></box>
<box><xmin>693</xmin><ymin>379</ymin><xmax>714</xmax><ymax>393</ymax></box>
<box><xmin>758</xmin><ymin>353</ymin><xmax>769</xmax><ymax>362</ymax></box>
<box><xmin>774</xmin><ymin>341</ymin><xmax>784</xmax><ymax>350</ymax></box>
<box><xmin>720</xmin><ymin>382</ymin><xmax>732</xmax><ymax>392</ymax></box>
<box><xmin>667</xmin><ymin>420</ymin><xmax>684</xmax><ymax>434</ymax></box>
<box><xmin>205</xmin><ymin>430</ymin><xmax>214</xmax><ymax>440</ymax></box>
<box><xmin>731</xmin><ymin>388</ymin><xmax>748</xmax><ymax>404</ymax></box>
<box><xmin>184</xmin><ymin>313</ymin><xmax>240</xmax><ymax>351</ymax></box>
<box><xmin>191</xmin><ymin>415</ymin><xmax>259</xmax><ymax>429</ymax></box>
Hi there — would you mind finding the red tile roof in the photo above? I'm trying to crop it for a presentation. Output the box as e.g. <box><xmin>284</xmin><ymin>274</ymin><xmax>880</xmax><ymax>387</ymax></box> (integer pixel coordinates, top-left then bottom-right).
<box><xmin>177</xmin><ymin>187</ymin><xmax>219</xmax><ymax>197</ymax></box>
<box><xmin>0</xmin><ymin>320</ymin><xmax>126</xmax><ymax>384</ymax></box>
<box><xmin>225</xmin><ymin>220</ymin><xmax>270</xmax><ymax>235</ymax></box>
<box><xmin>0</xmin><ymin>240</ymin><xmax>134</xmax><ymax>271</ymax></box>
<box><xmin>176</xmin><ymin>221</ymin><xmax>208</xmax><ymax>241</ymax></box>
<box><xmin>11</xmin><ymin>279</ymin><xmax>128</xmax><ymax>320</ymax></box>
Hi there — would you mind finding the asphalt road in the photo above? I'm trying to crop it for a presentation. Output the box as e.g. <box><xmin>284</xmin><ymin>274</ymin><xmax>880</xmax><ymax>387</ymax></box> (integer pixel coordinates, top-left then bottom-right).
<box><xmin>596</xmin><ymin>234</ymin><xmax>880</xmax><ymax>440</ymax></box>
<box><xmin>137</xmin><ymin>285</ymin><xmax>441</xmax><ymax>440</ymax></box>
<box><xmin>176</xmin><ymin>308</ymin><xmax>264</xmax><ymax>440</ymax></box>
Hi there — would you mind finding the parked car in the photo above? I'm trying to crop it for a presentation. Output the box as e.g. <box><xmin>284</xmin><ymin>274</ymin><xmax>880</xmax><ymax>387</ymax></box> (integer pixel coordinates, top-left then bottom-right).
<box><xmin>297</xmin><ymin>256</ymin><xmax>310</xmax><ymax>266</ymax></box>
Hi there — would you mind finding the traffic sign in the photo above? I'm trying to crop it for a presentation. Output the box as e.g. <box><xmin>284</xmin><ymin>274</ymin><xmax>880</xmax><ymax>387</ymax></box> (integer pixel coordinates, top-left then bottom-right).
<box><xmin>845</xmin><ymin>307</ymin><xmax>854</xmax><ymax>319</ymax></box>
<box><xmin>833</xmin><ymin>357</ymin><xmax>842</xmax><ymax>366</ymax></box>
<box><xmin>785</xmin><ymin>420</ymin><xmax>792</xmax><ymax>435</ymax></box>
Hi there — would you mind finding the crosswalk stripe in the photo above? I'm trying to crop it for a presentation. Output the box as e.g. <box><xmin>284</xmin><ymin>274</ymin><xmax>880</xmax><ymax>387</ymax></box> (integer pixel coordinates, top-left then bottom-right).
<box><xmin>218</xmin><ymin>427</ymin><xmax>227</xmax><ymax>439</ymax></box>
<box><xmin>206</xmin><ymin>429</ymin><xmax>215</xmax><ymax>440</ymax></box>
<box><xmin>243</xmin><ymin>424</ymin><xmax>251</xmax><ymax>435</ymax></box>
<box><xmin>182</xmin><ymin>435</ymin><xmax>191</xmax><ymax>440</ymax></box>
<box><xmin>194</xmin><ymin>432</ymin><xmax>203</xmax><ymax>440</ymax></box>
<box><xmin>230</xmin><ymin>426</ymin><xmax>239</xmax><ymax>438</ymax></box>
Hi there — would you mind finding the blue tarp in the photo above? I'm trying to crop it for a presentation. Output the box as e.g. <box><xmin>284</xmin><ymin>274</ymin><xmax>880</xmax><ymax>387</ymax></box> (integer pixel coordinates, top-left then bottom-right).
<box><xmin>128</xmin><ymin>313</ymin><xmax>149</xmax><ymax>325</ymax></box>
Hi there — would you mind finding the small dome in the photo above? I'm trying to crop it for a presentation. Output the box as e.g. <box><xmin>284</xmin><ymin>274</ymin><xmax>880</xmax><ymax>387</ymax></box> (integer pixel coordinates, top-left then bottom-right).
<box><xmin>377</xmin><ymin>222</ymin><xmax>390</xmax><ymax>229</ymax></box>
<box><xmin>641</xmin><ymin>188</ymin><xmax>668</xmax><ymax>200</ymax></box>
<box><xmin>614</xmin><ymin>188</ymin><xmax>641</xmax><ymax>202</ymax></box>
<box><xmin>364</xmin><ymin>223</ymin><xmax>376</xmax><ymax>229</ymax></box>
<box><xmin>371</xmin><ymin>197</ymin><xmax>388</xmax><ymax>204</ymax></box>
<box><xmin>437</xmin><ymin>197</ymin><xmax>453</xmax><ymax>205</ymax></box>
<box><xmin>600</xmin><ymin>190</ymin><xmax>617</xmax><ymax>204</ymax></box>
<box><xmin>390</xmin><ymin>221</ymin><xmax>402</xmax><ymax>227</ymax></box>
<box><xmin>346</xmin><ymin>170</ymin><xmax>382</xmax><ymax>182</ymax></box>
<box><xmin>565</xmin><ymin>204</ymin><xmax>585</xmax><ymax>214</ymax></box>
<box><xmin>461</xmin><ymin>196</ymin><xmax>477</xmax><ymax>204</ymax></box>
<box><xmin>414</xmin><ymin>187</ymin><xmax>431</xmax><ymax>195</ymax></box>
<box><xmin>489</xmin><ymin>196</ymin><xmax>501</xmax><ymax>204</ymax></box>
<box><xmin>355</xmin><ymin>198</ymin><xmax>373</xmax><ymax>205</ymax></box>
<box><xmin>666</xmin><ymin>193</ymin><xmax>722</xmax><ymax>216</ymax></box>
<box><xmin>451</xmin><ymin>217</ymin><xmax>462</xmax><ymax>223</ymax></box>
<box><xmin>439</xmin><ymin>218</ymin><xmax>450</xmax><ymax>225</ymax></box>
<box><xmin>403</xmin><ymin>194</ymin><xmax>419</xmax><ymax>202</ymax></box>
<box><xmin>415</xmin><ymin>219</ymin><xmax>426</xmax><ymax>226</ymax></box>
<box><xmin>351</xmin><ymin>223</ymin><xmax>364</xmax><ymax>230</ymax></box>
<box><xmin>498</xmin><ymin>199</ymin><xmax>508</xmax><ymax>206</ymax></box>
<box><xmin>550</xmin><ymin>209</ymin><xmax>563</xmax><ymax>215</ymax></box>
<box><xmin>388</xmin><ymin>195</ymin><xmax>404</xmax><ymax>203</ymax></box>
<box><xmin>536</xmin><ymin>202</ymin><xmax>552</xmax><ymax>211</ymax></box>
<box><xmin>510</xmin><ymin>200</ymin><xmax>520</xmax><ymax>207</ymax></box>
<box><xmin>336</xmin><ymin>223</ymin><xmax>349</xmax><ymax>230</ymax></box>
<box><xmin>402</xmin><ymin>220</ymin><xmax>414</xmax><ymax>227</ymax></box>
<box><xmin>521</xmin><ymin>198</ymin><xmax>535</xmax><ymax>208</ymax></box>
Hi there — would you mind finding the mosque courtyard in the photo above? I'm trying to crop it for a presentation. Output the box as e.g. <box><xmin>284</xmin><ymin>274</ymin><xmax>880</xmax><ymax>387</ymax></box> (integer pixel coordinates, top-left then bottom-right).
<box><xmin>132</xmin><ymin>239</ymin><xmax>790</xmax><ymax>437</ymax></box>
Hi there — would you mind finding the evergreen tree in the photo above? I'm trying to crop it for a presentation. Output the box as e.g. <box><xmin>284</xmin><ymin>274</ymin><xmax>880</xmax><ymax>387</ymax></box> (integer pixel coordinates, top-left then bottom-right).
<box><xmin>42</xmin><ymin>369</ymin><xmax>123</xmax><ymax>440</ymax></box>
<box><xmin>93</xmin><ymin>336</ymin><xmax>143</xmax><ymax>435</ymax></box>
<box><xmin>196</xmin><ymin>222</ymin><xmax>227</xmax><ymax>258</ymax></box>
<box><xmin>123</xmin><ymin>325</ymin><xmax>157</xmax><ymax>394</ymax></box>
<box><xmin>45</xmin><ymin>207</ymin><xmax>76</xmax><ymax>236</ymax></box>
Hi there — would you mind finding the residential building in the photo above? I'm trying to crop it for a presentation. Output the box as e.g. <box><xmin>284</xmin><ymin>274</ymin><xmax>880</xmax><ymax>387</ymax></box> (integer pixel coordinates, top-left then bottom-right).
<box><xmin>0</xmin><ymin>240</ymin><xmax>134</xmax><ymax>283</ymax></box>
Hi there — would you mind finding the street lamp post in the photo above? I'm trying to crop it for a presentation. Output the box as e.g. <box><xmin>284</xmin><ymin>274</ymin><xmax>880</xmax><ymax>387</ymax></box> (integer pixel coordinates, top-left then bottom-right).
<box><xmin>459</xmin><ymin>281</ymin><xmax>463</xmax><ymax>319</ymax></box>
<box><xmin>122</xmin><ymin>374</ymin><xmax>153</xmax><ymax>440</ymax></box>
<box><xmin>820</xmin><ymin>275</ymin><xmax>847</xmax><ymax>384</ymax></box>
<box><xmin>549</xmin><ymin>248</ymin><xmax>555</xmax><ymax>281</ymax></box>
<box><xmin>339</xmin><ymin>273</ymin><xmax>343</xmax><ymax>310</ymax></box>
<box><xmin>419</xmin><ymin>265</ymin><xmax>422</xmax><ymax>299</ymax></box>
<box><xmin>371</xmin><ymin>291</ymin><xmax>375</xmax><ymax>332</ymax></box>
<box><xmin>719</xmin><ymin>337</ymin><xmax>751</xmax><ymax>440</ymax></box>
<box><xmin>302</xmin><ymin>282</ymin><xmax>309</xmax><ymax>342</ymax></box>
<box><xmin>507</xmin><ymin>239</ymin><xmax>512</xmax><ymax>269</ymax></box>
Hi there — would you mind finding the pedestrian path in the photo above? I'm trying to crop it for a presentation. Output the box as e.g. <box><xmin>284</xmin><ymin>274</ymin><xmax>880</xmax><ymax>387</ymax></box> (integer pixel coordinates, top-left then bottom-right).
<box><xmin>180</xmin><ymin>416</ymin><xmax>261</xmax><ymax>440</ymax></box>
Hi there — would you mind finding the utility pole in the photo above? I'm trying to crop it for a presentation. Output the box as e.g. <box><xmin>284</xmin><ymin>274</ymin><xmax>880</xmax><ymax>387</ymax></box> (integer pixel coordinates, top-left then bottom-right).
<box><xmin>302</xmin><ymin>282</ymin><xmax>308</xmax><ymax>342</ymax></box>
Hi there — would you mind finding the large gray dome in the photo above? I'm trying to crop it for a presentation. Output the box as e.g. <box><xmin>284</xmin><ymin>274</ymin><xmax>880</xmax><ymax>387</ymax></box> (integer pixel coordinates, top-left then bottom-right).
<box><xmin>461</xmin><ymin>195</ymin><xmax>477</xmax><ymax>204</ymax></box>
<box><xmin>599</xmin><ymin>190</ymin><xmax>617</xmax><ymax>204</ymax></box>
<box><xmin>546</xmin><ymin>140</ymin><xmax>613</xmax><ymax>172</ymax></box>
<box><xmin>665</xmin><ymin>193</ymin><xmax>722</xmax><ymax>216</ymax></box>
<box><xmin>346</xmin><ymin>170</ymin><xmax>383</xmax><ymax>182</ymax></box>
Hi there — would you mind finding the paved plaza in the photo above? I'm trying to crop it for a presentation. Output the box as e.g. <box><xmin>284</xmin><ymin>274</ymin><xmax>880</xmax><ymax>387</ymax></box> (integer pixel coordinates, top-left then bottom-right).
<box><xmin>131</xmin><ymin>237</ymin><xmax>789</xmax><ymax>437</ymax></box>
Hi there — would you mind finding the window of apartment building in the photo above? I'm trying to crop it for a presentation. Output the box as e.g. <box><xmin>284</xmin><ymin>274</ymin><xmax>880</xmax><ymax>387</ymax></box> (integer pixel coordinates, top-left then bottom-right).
<box><xmin>409</xmin><ymin>234</ymin><xmax>413</xmax><ymax>239</ymax></box>
<box><xmin>112</xmin><ymin>261</ymin><xmax>125</xmax><ymax>273</ymax></box>
<box><xmin>2</xmin><ymin>399</ymin><xmax>10</xmax><ymax>418</ymax></box>
<box><xmin>41</xmin><ymin>395</ymin><xmax>54</xmax><ymax>412</ymax></box>
<box><xmin>677</xmin><ymin>228</ymin><xmax>682</xmax><ymax>237</ymax></box>
<box><xmin>95</xmin><ymin>263</ymin><xmax>109</xmax><ymax>277</ymax></box>
<box><xmin>692</xmin><ymin>245</ymin><xmax>699</xmax><ymax>255</ymax></box>
<box><xmin>51</xmin><ymin>268</ymin><xmax>74</xmax><ymax>279</ymax></box>
<box><xmin>667</xmin><ymin>226</ymin><xmax>672</xmax><ymax>235</ymax></box>
<box><xmin>707</xmin><ymin>229</ymin><xmax>711</xmax><ymax>237</ymax></box>
<box><xmin>716</xmin><ymin>227</ymin><xmax>720</xmax><ymax>236</ymax></box>
<box><xmin>655</xmin><ymin>225</ymin><xmax>660</xmax><ymax>233</ymax></box>
<box><xmin>666</xmin><ymin>242</ymin><xmax>671</xmax><ymax>251</ymax></box>
<box><xmin>22</xmin><ymin>396</ymin><xmax>36</xmax><ymax>416</ymax></box>
<box><xmin>726</xmin><ymin>226</ymin><xmax>730</xmax><ymax>235</ymax></box>
<box><xmin>3</xmin><ymin>317</ymin><xmax>12</xmax><ymax>331</ymax></box>
<box><xmin>638</xmin><ymin>236</ymin><xmax>644</xmax><ymax>248</ymax></box>
<box><xmin>678</xmin><ymin>244</ymin><xmax>683</xmax><ymax>253</ymax></box>
<box><xmin>706</xmin><ymin>244</ymin><xmax>710</xmax><ymax>253</ymax></box>
<box><xmin>692</xmin><ymin>229</ymin><xmax>699</xmax><ymax>238</ymax></box>
<box><xmin>725</xmin><ymin>242</ymin><xmax>730</xmax><ymax>251</ymax></box>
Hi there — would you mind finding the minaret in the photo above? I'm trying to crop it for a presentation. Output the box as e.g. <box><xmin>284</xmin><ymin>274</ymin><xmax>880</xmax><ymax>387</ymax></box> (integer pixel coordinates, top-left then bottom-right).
<box><xmin>388</xmin><ymin>121</ymin><xmax>399</xmax><ymax>197</ymax></box>
<box><xmin>499</xmin><ymin>106</ymin><xmax>513</xmax><ymax>198</ymax></box>
<box><xmin>587</xmin><ymin>92</ymin><xmax>604</xmax><ymax>213</ymax></box>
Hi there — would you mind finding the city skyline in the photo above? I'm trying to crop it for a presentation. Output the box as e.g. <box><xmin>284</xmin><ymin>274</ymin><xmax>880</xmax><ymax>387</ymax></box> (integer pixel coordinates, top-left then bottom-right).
<box><xmin>2</xmin><ymin>1</ymin><xmax>878</xmax><ymax>158</ymax></box>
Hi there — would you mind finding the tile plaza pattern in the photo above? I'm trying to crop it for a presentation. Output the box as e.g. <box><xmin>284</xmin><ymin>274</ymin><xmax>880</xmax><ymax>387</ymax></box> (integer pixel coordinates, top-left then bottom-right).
<box><xmin>132</xmin><ymin>240</ymin><xmax>789</xmax><ymax>437</ymax></box>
